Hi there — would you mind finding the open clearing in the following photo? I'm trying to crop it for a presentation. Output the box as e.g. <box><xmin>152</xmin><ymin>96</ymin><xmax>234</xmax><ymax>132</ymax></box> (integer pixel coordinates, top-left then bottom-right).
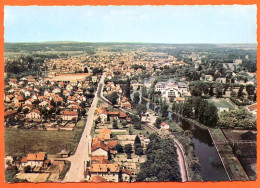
<box><xmin>5</xmin><ymin>119</ymin><xmax>86</xmax><ymax>157</ymax></box>
<box><xmin>207</xmin><ymin>98</ymin><xmax>236</xmax><ymax>110</ymax></box>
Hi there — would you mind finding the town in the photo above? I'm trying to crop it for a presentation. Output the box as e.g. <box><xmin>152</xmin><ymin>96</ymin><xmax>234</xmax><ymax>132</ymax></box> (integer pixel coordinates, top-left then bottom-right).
<box><xmin>4</xmin><ymin>42</ymin><xmax>257</xmax><ymax>182</ymax></box>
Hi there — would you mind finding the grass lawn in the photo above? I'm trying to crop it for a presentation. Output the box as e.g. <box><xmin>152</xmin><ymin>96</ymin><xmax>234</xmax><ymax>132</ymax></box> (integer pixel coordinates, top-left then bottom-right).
<box><xmin>207</xmin><ymin>98</ymin><xmax>236</xmax><ymax>110</ymax></box>
<box><xmin>4</xmin><ymin>119</ymin><xmax>86</xmax><ymax>157</ymax></box>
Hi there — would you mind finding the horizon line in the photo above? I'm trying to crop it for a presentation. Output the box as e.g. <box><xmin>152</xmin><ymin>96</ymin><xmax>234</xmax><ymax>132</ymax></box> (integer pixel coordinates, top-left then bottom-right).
<box><xmin>4</xmin><ymin>41</ymin><xmax>258</xmax><ymax>45</ymax></box>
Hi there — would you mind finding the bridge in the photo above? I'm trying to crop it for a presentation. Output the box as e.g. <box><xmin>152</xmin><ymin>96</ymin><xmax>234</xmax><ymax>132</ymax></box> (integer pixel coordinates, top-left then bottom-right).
<box><xmin>214</xmin><ymin>140</ymin><xmax>256</xmax><ymax>146</ymax></box>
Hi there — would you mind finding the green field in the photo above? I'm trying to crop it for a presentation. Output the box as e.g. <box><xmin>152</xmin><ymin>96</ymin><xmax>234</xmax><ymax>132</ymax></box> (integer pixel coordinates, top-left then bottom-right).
<box><xmin>4</xmin><ymin>119</ymin><xmax>86</xmax><ymax>157</ymax></box>
<box><xmin>207</xmin><ymin>98</ymin><xmax>236</xmax><ymax>110</ymax></box>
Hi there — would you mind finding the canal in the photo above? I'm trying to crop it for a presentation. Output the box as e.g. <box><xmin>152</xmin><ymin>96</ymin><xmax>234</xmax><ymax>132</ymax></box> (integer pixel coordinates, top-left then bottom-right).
<box><xmin>140</xmin><ymin>96</ymin><xmax>229</xmax><ymax>181</ymax></box>
<box><xmin>170</xmin><ymin>113</ymin><xmax>229</xmax><ymax>181</ymax></box>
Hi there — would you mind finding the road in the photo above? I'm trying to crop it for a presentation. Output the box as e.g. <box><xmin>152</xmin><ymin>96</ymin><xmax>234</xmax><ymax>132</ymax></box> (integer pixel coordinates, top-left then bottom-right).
<box><xmin>63</xmin><ymin>73</ymin><xmax>105</xmax><ymax>182</ymax></box>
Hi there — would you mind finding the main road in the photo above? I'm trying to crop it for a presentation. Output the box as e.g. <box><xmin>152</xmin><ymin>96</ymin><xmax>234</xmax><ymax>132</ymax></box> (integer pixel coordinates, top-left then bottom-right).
<box><xmin>63</xmin><ymin>73</ymin><xmax>105</xmax><ymax>182</ymax></box>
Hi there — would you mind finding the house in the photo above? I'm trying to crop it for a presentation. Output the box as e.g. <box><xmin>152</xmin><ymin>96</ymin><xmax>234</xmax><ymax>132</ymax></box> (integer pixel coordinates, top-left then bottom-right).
<box><xmin>216</xmin><ymin>78</ymin><xmax>227</xmax><ymax>84</ymax></box>
<box><xmin>218</xmin><ymin>107</ymin><xmax>229</xmax><ymax>113</ymax></box>
<box><xmin>60</xmin><ymin>149</ymin><xmax>71</xmax><ymax>158</ymax></box>
<box><xmin>155</xmin><ymin>82</ymin><xmax>166</xmax><ymax>92</ymax></box>
<box><xmin>108</xmin><ymin>111</ymin><xmax>119</xmax><ymax>121</ymax></box>
<box><xmin>21</xmin><ymin>153</ymin><xmax>47</xmax><ymax>167</ymax></box>
<box><xmin>89</xmin><ymin>163</ymin><xmax>120</xmax><ymax>182</ymax></box>
<box><xmin>92</xmin><ymin>76</ymin><xmax>98</xmax><ymax>82</ymax></box>
<box><xmin>160</xmin><ymin>122</ymin><xmax>170</xmax><ymax>130</ymax></box>
<box><xmin>96</xmin><ymin>107</ymin><xmax>108</xmax><ymax>123</ymax></box>
<box><xmin>122</xmin><ymin>169</ymin><xmax>132</xmax><ymax>182</ymax></box>
<box><xmin>247</xmin><ymin>103</ymin><xmax>257</xmax><ymax>115</ymax></box>
<box><xmin>204</xmin><ymin>75</ymin><xmax>213</xmax><ymax>81</ymax></box>
<box><xmin>26</xmin><ymin>110</ymin><xmax>42</xmax><ymax>119</ymax></box>
<box><xmin>91</xmin><ymin>141</ymin><xmax>108</xmax><ymax>157</ymax></box>
<box><xmin>61</xmin><ymin>110</ymin><xmax>78</xmax><ymax>121</ymax></box>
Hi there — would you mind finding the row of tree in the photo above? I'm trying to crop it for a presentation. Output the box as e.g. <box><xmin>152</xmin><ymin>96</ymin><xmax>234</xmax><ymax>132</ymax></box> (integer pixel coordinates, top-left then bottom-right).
<box><xmin>172</xmin><ymin>97</ymin><xmax>218</xmax><ymax>127</ymax></box>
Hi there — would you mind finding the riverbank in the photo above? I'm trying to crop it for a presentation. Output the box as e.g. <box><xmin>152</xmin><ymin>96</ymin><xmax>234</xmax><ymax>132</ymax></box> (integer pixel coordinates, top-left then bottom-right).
<box><xmin>208</xmin><ymin>128</ymin><xmax>250</xmax><ymax>181</ymax></box>
<box><xmin>171</xmin><ymin>112</ymin><xmax>208</xmax><ymax>130</ymax></box>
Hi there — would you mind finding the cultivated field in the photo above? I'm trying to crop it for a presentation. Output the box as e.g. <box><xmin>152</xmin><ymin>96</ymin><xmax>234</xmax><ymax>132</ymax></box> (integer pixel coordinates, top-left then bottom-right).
<box><xmin>4</xmin><ymin>119</ymin><xmax>86</xmax><ymax>157</ymax></box>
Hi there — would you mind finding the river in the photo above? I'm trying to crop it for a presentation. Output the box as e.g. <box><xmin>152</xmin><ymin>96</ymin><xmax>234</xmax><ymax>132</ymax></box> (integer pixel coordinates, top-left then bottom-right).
<box><xmin>143</xmin><ymin>98</ymin><xmax>229</xmax><ymax>181</ymax></box>
<box><xmin>170</xmin><ymin>113</ymin><xmax>229</xmax><ymax>181</ymax></box>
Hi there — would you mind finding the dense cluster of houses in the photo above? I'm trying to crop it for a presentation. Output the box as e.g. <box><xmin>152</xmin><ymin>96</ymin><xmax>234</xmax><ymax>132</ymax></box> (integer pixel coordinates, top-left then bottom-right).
<box><xmin>87</xmin><ymin>128</ymin><xmax>133</xmax><ymax>182</ymax></box>
<box><xmin>4</xmin><ymin>74</ymin><xmax>97</xmax><ymax>128</ymax></box>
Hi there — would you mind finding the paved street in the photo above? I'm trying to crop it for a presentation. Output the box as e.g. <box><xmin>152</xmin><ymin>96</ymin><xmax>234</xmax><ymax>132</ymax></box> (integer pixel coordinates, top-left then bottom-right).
<box><xmin>63</xmin><ymin>73</ymin><xmax>105</xmax><ymax>182</ymax></box>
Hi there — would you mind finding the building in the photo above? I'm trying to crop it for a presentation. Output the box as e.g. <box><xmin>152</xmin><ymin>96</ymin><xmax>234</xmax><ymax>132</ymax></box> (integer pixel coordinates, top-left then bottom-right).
<box><xmin>121</xmin><ymin>169</ymin><xmax>132</xmax><ymax>182</ymax></box>
<box><xmin>89</xmin><ymin>163</ymin><xmax>120</xmax><ymax>182</ymax></box>
<box><xmin>204</xmin><ymin>75</ymin><xmax>213</xmax><ymax>81</ymax></box>
<box><xmin>26</xmin><ymin>110</ymin><xmax>41</xmax><ymax>119</ymax></box>
<box><xmin>160</xmin><ymin>122</ymin><xmax>170</xmax><ymax>130</ymax></box>
<box><xmin>61</xmin><ymin>110</ymin><xmax>78</xmax><ymax>121</ymax></box>
<box><xmin>91</xmin><ymin>141</ymin><xmax>109</xmax><ymax>157</ymax></box>
<box><xmin>21</xmin><ymin>153</ymin><xmax>47</xmax><ymax>167</ymax></box>
<box><xmin>60</xmin><ymin>149</ymin><xmax>71</xmax><ymax>158</ymax></box>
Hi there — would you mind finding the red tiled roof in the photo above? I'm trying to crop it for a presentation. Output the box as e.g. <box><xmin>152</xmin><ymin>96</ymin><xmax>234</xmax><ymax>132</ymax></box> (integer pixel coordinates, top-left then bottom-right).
<box><xmin>107</xmin><ymin>140</ymin><xmax>118</xmax><ymax>149</ymax></box>
<box><xmin>122</xmin><ymin>169</ymin><xmax>132</xmax><ymax>175</ymax></box>
<box><xmin>91</xmin><ymin>141</ymin><xmax>108</xmax><ymax>152</ymax></box>
<box><xmin>248</xmin><ymin>104</ymin><xmax>257</xmax><ymax>111</ymax></box>
<box><xmin>119</xmin><ymin>113</ymin><xmax>127</xmax><ymax>118</ymax></box>
<box><xmin>161</xmin><ymin>122</ymin><xmax>168</xmax><ymax>127</ymax></box>
<box><xmin>27</xmin><ymin>153</ymin><xmax>45</xmax><ymax>161</ymax></box>
<box><xmin>89</xmin><ymin>175</ymin><xmax>107</xmax><ymax>183</ymax></box>
<box><xmin>63</xmin><ymin>111</ymin><xmax>78</xmax><ymax>116</ymax></box>
<box><xmin>4</xmin><ymin>110</ymin><xmax>16</xmax><ymax>117</ymax></box>
<box><xmin>21</xmin><ymin>157</ymin><xmax>27</xmax><ymax>163</ymax></box>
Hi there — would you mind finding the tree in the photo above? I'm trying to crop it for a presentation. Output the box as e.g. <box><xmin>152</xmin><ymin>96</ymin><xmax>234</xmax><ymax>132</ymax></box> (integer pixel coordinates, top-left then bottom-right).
<box><xmin>136</xmin><ymin>104</ymin><xmax>147</xmax><ymax>119</ymax></box>
<box><xmin>141</xmin><ymin>86</ymin><xmax>148</xmax><ymax>98</ymax></box>
<box><xmin>215</xmin><ymin>83</ymin><xmax>223</xmax><ymax>98</ymax></box>
<box><xmin>108</xmin><ymin>150</ymin><xmax>112</xmax><ymax>160</ymax></box>
<box><xmin>135</xmin><ymin>144</ymin><xmax>144</xmax><ymax>156</ymax></box>
<box><xmin>24</xmin><ymin>165</ymin><xmax>31</xmax><ymax>173</ymax></box>
<box><xmin>237</xmin><ymin>85</ymin><xmax>244</xmax><ymax>98</ymax></box>
<box><xmin>115</xmin><ymin>143</ymin><xmax>124</xmax><ymax>153</ymax></box>
<box><xmin>124</xmin><ymin>144</ymin><xmax>133</xmax><ymax>154</ymax></box>
<box><xmin>230</xmin><ymin>91</ymin><xmax>237</xmax><ymax>97</ymax></box>
<box><xmin>137</xmin><ymin>135</ymin><xmax>181</xmax><ymax>182</ymax></box>
<box><xmin>122</xmin><ymin>121</ymin><xmax>127</xmax><ymax>128</ymax></box>
<box><xmin>154</xmin><ymin>117</ymin><xmax>162</xmax><ymax>129</ymax></box>
<box><xmin>22</xmin><ymin>108</ymin><xmax>29</xmax><ymax>114</ymax></box>
<box><xmin>134</xmin><ymin>135</ymin><xmax>141</xmax><ymax>146</ymax></box>
<box><xmin>124</xmin><ymin>78</ymin><xmax>131</xmax><ymax>98</ymax></box>
<box><xmin>107</xmin><ymin>92</ymin><xmax>119</xmax><ymax>105</ymax></box>
<box><xmin>92</xmin><ymin>67</ymin><xmax>103</xmax><ymax>75</ymax></box>
<box><xmin>84</xmin><ymin>67</ymin><xmax>88</xmax><ymax>73</ymax></box>
<box><xmin>209</xmin><ymin>87</ymin><xmax>214</xmax><ymax>96</ymax></box>
<box><xmin>182</xmin><ymin>103</ymin><xmax>192</xmax><ymax>118</ymax></box>
<box><xmin>189</xmin><ymin>81</ymin><xmax>204</xmax><ymax>96</ymax></box>
<box><xmin>161</xmin><ymin>101</ymin><xmax>169</xmax><ymax>117</ymax></box>
<box><xmin>112</xmin><ymin>119</ymin><xmax>118</xmax><ymax>129</ymax></box>
<box><xmin>218</xmin><ymin>109</ymin><xmax>256</xmax><ymax>129</ymax></box>
<box><xmin>133</xmin><ymin>92</ymin><xmax>140</xmax><ymax>105</ymax></box>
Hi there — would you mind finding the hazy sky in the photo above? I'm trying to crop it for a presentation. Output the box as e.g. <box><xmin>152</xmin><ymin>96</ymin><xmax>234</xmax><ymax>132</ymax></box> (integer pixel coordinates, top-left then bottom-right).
<box><xmin>4</xmin><ymin>5</ymin><xmax>257</xmax><ymax>43</ymax></box>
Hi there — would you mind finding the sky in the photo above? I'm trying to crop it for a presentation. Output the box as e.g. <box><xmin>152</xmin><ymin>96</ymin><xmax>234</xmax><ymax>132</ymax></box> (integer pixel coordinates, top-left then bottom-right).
<box><xmin>4</xmin><ymin>5</ymin><xmax>257</xmax><ymax>43</ymax></box>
